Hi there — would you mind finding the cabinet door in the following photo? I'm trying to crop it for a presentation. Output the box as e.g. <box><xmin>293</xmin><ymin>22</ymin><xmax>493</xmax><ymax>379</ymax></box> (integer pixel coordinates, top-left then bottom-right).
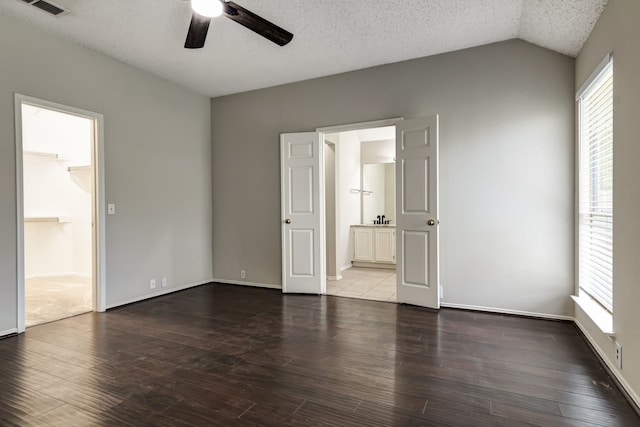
<box><xmin>353</xmin><ymin>228</ymin><xmax>374</xmax><ymax>262</ymax></box>
<box><xmin>374</xmin><ymin>228</ymin><xmax>395</xmax><ymax>263</ymax></box>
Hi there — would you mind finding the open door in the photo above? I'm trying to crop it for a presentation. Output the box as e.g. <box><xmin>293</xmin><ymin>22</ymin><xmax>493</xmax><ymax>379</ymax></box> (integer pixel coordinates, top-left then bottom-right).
<box><xmin>280</xmin><ymin>132</ymin><xmax>325</xmax><ymax>294</ymax></box>
<box><xmin>396</xmin><ymin>115</ymin><xmax>440</xmax><ymax>308</ymax></box>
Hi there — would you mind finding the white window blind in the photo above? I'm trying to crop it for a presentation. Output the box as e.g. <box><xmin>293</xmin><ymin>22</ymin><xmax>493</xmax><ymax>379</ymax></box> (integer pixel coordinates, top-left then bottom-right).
<box><xmin>578</xmin><ymin>60</ymin><xmax>613</xmax><ymax>313</ymax></box>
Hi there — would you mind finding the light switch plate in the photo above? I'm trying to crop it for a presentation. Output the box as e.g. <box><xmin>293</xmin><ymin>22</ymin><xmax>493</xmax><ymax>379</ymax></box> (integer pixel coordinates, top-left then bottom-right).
<box><xmin>107</xmin><ymin>203</ymin><xmax>116</xmax><ymax>215</ymax></box>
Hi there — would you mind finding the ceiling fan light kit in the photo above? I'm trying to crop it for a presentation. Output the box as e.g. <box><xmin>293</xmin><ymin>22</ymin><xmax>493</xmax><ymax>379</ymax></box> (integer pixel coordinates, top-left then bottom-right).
<box><xmin>185</xmin><ymin>0</ymin><xmax>294</xmax><ymax>49</ymax></box>
<box><xmin>191</xmin><ymin>0</ymin><xmax>223</xmax><ymax>18</ymax></box>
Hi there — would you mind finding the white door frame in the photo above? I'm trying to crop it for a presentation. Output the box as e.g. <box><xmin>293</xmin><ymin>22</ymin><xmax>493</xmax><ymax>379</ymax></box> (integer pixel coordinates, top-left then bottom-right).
<box><xmin>316</xmin><ymin>117</ymin><xmax>403</xmax><ymax>287</ymax></box>
<box><xmin>14</xmin><ymin>94</ymin><xmax>107</xmax><ymax>333</ymax></box>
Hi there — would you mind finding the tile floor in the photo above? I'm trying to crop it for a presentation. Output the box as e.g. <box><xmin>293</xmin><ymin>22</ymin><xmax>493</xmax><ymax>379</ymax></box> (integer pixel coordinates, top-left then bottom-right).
<box><xmin>326</xmin><ymin>267</ymin><xmax>397</xmax><ymax>302</ymax></box>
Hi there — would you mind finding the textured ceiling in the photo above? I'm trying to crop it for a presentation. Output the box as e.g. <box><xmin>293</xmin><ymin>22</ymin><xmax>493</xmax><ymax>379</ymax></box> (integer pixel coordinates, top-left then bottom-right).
<box><xmin>0</xmin><ymin>0</ymin><xmax>607</xmax><ymax>97</ymax></box>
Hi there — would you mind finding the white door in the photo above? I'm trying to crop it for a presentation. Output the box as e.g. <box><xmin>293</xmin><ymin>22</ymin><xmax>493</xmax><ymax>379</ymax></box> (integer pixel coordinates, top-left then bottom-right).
<box><xmin>280</xmin><ymin>132</ymin><xmax>325</xmax><ymax>294</ymax></box>
<box><xmin>396</xmin><ymin>115</ymin><xmax>440</xmax><ymax>308</ymax></box>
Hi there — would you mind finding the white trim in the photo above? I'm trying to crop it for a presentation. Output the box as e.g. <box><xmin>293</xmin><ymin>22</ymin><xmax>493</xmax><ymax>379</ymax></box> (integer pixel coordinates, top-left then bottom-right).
<box><xmin>319</xmin><ymin>133</ymin><xmax>327</xmax><ymax>294</ymax></box>
<box><xmin>94</xmin><ymin>109</ymin><xmax>107</xmax><ymax>312</ymax></box>
<box><xmin>571</xmin><ymin>294</ymin><xmax>613</xmax><ymax>335</ymax></box>
<box><xmin>352</xmin><ymin>261</ymin><xmax>396</xmax><ymax>269</ymax></box>
<box><xmin>14</xmin><ymin>97</ymin><xmax>25</xmax><ymax>333</ymax></box>
<box><xmin>0</xmin><ymin>328</ymin><xmax>18</xmax><ymax>338</ymax></box>
<box><xmin>14</xmin><ymin>94</ymin><xmax>107</xmax><ymax>332</ymax></box>
<box><xmin>440</xmin><ymin>302</ymin><xmax>573</xmax><ymax>321</ymax></box>
<box><xmin>316</xmin><ymin>117</ymin><xmax>403</xmax><ymax>133</ymax></box>
<box><xmin>574</xmin><ymin>319</ymin><xmax>640</xmax><ymax>412</ymax></box>
<box><xmin>340</xmin><ymin>264</ymin><xmax>352</xmax><ymax>272</ymax></box>
<box><xmin>576</xmin><ymin>53</ymin><xmax>613</xmax><ymax>100</ymax></box>
<box><xmin>106</xmin><ymin>279</ymin><xmax>212</xmax><ymax>309</ymax></box>
<box><xmin>327</xmin><ymin>275</ymin><xmax>342</xmax><ymax>281</ymax></box>
<box><xmin>213</xmin><ymin>278</ymin><xmax>281</xmax><ymax>290</ymax></box>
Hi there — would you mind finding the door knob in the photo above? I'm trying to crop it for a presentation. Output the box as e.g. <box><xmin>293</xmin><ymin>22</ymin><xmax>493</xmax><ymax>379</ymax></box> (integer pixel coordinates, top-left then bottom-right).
<box><xmin>285</xmin><ymin>218</ymin><xmax>292</xmax><ymax>224</ymax></box>
<box><xmin>427</xmin><ymin>219</ymin><xmax>437</xmax><ymax>226</ymax></box>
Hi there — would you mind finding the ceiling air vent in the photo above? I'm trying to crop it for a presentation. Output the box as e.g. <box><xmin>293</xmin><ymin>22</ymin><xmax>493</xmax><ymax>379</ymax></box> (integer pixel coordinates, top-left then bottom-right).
<box><xmin>21</xmin><ymin>0</ymin><xmax>69</xmax><ymax>16</ymax></box>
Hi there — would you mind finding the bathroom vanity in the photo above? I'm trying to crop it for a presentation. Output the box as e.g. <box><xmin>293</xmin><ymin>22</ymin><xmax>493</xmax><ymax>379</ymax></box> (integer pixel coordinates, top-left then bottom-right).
<box><xmin>351</xmin><ymin>224</ymin><xmax>396</xmax><ymax>269</ymax></box>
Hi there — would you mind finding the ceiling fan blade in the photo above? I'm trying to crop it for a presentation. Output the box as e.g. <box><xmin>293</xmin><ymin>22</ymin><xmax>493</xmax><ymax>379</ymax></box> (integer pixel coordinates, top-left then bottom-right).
<box><xmin>184</xmin><ymin>13</ymin><xmax>211</xmax><ymax>49</ymax></box>
<box><xmin>223</xmin><ymin>1</ymin><xmax>293</xmax><ymax>46</ymax></box>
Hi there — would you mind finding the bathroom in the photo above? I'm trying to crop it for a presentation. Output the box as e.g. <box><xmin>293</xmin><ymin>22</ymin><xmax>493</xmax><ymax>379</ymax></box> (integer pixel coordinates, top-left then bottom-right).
<box><xmin>324</xmin><ymin>126</ymin><xmax>397</xmax><ymax>302</ymax></box>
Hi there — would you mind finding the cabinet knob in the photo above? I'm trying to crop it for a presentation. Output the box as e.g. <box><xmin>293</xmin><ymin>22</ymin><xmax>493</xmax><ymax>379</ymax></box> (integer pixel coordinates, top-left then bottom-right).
<box><xmin>285</xmin><ymin>218</ymin><xmax>292</xmax><ymax>224</ymax></box>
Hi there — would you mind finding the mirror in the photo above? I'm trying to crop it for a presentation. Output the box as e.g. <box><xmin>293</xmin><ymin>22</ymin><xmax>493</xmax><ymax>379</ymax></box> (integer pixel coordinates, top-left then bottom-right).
<box><xmin>362</xmin><ymin>162</ymin><xmax>395</xmax><ymax>224</ymax></box>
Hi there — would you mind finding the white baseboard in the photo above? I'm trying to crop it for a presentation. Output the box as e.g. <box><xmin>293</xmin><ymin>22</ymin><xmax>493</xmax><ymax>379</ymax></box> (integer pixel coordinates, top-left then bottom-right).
<box><xmin>351</xmin><ymin>261</ymin><xmax>396</xmax><ymax>269</ymax></box>
<box><xmin>340</xmin><ymin>264</ymin><xmax>352</xmax><ymax>272</ymax></box>
<box><xmin>25</xmin><ymin>272</ymin><xmax>91</xmax><ymax>279</ymax></box>
<box><xmin>212</xmin><ymin>278</ymin><xmax>281</xmax><ymax>290</ymax></box>
<box><xmin>574</xmin><ymin>319</ymin><xmax>640</xmax><ymax>413</ymax></box>
<box><xmin>327</xmin><ymin>275</ymin><xmax>342</xmax><ymax>281</ymax></box>
<box><xmin>0</xmin><ymin>328</ymin><xmax>18</xmax><ymax>338</ymax></box>
<box><xmin>440</xmin><ymin>302</ymin><xmax>573</xmax><ymax>321</ymax></box>
<box><xmin>106</xmin><ymin>279</ymin><xmax>212</xmax><ymax>309</ymax></box>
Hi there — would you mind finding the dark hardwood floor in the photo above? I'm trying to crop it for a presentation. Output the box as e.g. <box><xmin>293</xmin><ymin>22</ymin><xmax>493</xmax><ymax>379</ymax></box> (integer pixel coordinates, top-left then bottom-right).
<box><xmin>0</xmin><ymin>283</ymin><xmax>638</xmax><ymax>426</ymax></box>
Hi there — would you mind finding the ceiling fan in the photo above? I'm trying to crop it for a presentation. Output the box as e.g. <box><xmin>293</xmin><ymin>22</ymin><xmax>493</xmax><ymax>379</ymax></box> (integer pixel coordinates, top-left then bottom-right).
<box><xmin>185</xmin><ymin>0</ymin><xmax>293</xmax><ymax>49</ymax></box>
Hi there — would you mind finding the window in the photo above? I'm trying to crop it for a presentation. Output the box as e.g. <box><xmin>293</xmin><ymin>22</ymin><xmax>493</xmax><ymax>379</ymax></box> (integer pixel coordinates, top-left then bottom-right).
<box><xmin>577</xmin><ymin>58</ymin><xmax>613</xmax><ymax>314</ymax></box>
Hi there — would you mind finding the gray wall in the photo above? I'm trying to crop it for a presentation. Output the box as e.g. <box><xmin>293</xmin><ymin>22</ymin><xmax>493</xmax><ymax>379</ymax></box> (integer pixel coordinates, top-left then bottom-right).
<box><xmin>211</xmin><ymin>39</ymin><xmax>575</xmax><ymax>317</ymax></box>
<box><xmin>575</xmin><ymin>0</ymin><xmax>640</xmax><ymax>405</ymax></box>
<box><xmin>0</xmin><ymin>13</ymin><xmax>212</xmax><ymax>334</ymax></box>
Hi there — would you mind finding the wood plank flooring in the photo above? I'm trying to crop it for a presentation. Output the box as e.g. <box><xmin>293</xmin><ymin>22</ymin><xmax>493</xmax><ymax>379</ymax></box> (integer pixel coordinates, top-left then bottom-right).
<box><xmin>0</xmin><ymin>283</ymin><xmax>638</xmax><ymax>426</ymax></box>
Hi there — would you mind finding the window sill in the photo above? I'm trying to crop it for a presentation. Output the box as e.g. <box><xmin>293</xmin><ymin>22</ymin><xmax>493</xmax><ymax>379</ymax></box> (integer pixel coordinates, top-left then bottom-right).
<box><xmin>571</xmin><ymin>294</ymin><xmax>614</xmax><ymax>336</ymax></box>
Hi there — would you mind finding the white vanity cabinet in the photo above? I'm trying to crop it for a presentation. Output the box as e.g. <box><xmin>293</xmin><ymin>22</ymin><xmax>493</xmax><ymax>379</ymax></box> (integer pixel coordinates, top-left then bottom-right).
<box><xmin>353</xmin><ymin>227</ymin><xmax>374</xmax><ymax>262</ymax></box>
<box><xmin>352</xmin><ymin>225</ymin><xmax>396</xmax><ymax>268</ymax></box>
<box><xmin>374</xmin><ymin>227</ymin><xmax>395</xmax><ymax>263</ymax></box>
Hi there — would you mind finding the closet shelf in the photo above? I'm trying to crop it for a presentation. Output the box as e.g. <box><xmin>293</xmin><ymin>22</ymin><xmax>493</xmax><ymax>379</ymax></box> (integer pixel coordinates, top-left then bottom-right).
<box><xmin>67</xmin><ymin>165</ymin><xmax>92</xmax><ymax>193</ymax></box>
<box><xmin>350</xmin><ymin>188</ymin><xmax>374</xmax><ymax>195</ymax></box>
<box><xmin>67</xmin><ymin>165</ymin><xmax>91</xmax><ymax>172</ymax></box>
<box><xmin>24</xmin><ymin>216</ymin><xmax>72</xmax><ymax>224</ymax></box>
<box><xmin>23</xmin><ymin>150</ymin><xmax>65</xmax><ymax>160</ymax></box>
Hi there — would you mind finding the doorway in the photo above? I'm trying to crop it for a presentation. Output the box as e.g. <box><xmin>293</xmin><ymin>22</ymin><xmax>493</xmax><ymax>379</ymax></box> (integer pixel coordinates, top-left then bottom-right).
<box><xmin>323</xmin><ymin>124</ymin><xmax>398</xmax><ymax>303</ymax></box>
<box><xmin>281</xmin><ymin>115</ymin><xmax>440</xmax><ymax>309</ymax></box>
<box><xmin>15</xmin><ymin>95</ymin><xmax>106</xmax><ymax>331</ymax></box>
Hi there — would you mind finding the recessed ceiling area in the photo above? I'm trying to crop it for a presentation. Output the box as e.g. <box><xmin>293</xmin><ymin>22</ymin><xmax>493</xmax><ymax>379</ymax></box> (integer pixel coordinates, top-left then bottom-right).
<box><xmin>0</xmin><ymin>0</ymin><xmax>608</xmax><ymax>97</ymax></box>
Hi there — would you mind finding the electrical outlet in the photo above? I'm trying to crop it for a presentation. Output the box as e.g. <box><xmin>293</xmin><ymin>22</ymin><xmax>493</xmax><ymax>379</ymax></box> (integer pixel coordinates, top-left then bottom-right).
<box><xmin>240</xmin><ymin>270</ymin><xmax>246</xmax><ymax>279</ymax></box>
<box><xmin>615</xmin><ymin>342</ymin><xmax>622</xmax><ymax>369</ymax></box>
<box><xmin>150</xmin><ymin>279</ymin><xmax>156</xmax><ymax>290</ymax></box>
<box><xmin>161</xmin><ymin>277</ymin><xmax>168</xmax><ymax>288</ymax></box>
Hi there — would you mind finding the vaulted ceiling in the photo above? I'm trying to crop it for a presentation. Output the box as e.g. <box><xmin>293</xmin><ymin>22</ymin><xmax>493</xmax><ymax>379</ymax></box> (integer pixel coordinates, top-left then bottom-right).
<box><xmin>0</xmin><ymin>0</ymin><xmax>608</xmax><ymax>97</ymax></box>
